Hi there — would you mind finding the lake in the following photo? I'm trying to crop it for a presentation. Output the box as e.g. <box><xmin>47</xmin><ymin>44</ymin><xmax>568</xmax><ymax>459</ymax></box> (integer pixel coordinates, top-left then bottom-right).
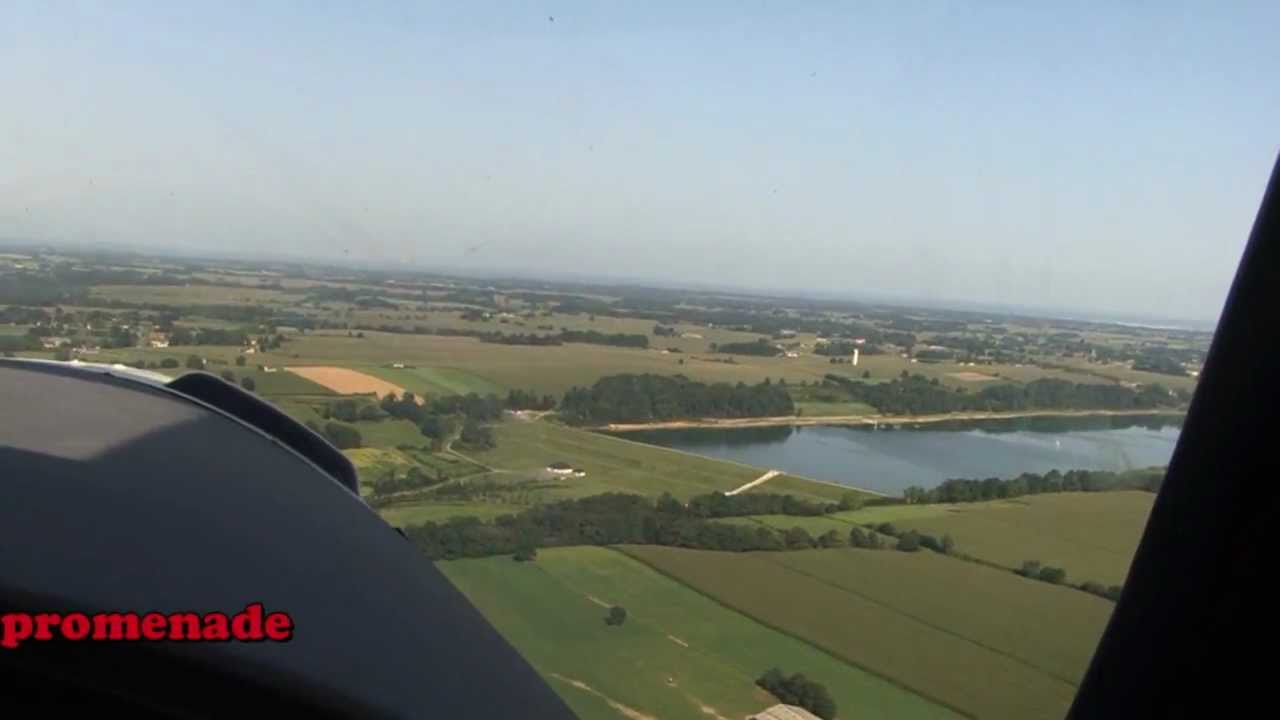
<box><xmin>613</xmin><ymin>415</ymin><xmax>1182</xmax><ymax>496</ymax></box>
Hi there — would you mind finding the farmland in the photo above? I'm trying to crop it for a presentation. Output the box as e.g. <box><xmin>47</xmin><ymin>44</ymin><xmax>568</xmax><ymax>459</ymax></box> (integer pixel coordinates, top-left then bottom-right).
<box><xmin>624</xmin><ymin>545</ymin><xmax>1115</xmax><ymax>720</ymax></box>
<box><xmin>846</xmin><ymin>492</ymin><xmax>1156</xmax><ymax>586</ymax></box>
<box><xmin>440</xmin><ymin>547</ymin><xmax>957</xmax><ymax>720</ymax></box>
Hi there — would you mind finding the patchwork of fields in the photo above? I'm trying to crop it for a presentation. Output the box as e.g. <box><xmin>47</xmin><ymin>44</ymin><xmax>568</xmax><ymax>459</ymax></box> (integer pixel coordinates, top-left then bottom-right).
<box><xmin>440</xmin><ymin>547</ymin><xmax>958</xmax><ymax>720</ymax></box>
<box><xmin>847</xmin><ymin>492</ymin><xmax>1155</xmax><ymax>586</ymax></box>
<box><xmin>623</xmin><ymin>545</ymin><xmax>1114</xmax><ymax>720</ymax></box>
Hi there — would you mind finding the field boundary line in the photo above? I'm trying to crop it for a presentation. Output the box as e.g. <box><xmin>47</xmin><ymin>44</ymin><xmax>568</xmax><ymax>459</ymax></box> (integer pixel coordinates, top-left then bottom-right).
<box><xmin>613</xmin><ymin>547</ymin><xmax>975</xmax><ymax>719</ymax></box>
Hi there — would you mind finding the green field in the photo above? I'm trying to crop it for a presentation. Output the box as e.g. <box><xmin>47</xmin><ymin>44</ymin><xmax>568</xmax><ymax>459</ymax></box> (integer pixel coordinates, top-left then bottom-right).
<box><xmin>440</xmin><ymin>547</ymin><xmax>957</xmax><ymax>720</ymax></box>
<box><xmin>795</xmin><ymin>400</ymin><xmax>881</xmax><ymax>417</ymax></box>
<box><xmin>361</xmin><ymin>364</ymin><xmax>505</xmax><ymax>397</ymax></box>
<box><xmin>468</xmin><ymin>420</ymin><xmax>854</xmax><ymax>503</ymax></box>
<box><xmin>378</xmin><ymin>500</ymin><xmax>526</xmax><ymax>526</ymax></box>
<box><xmin>349</xmin><ymin>418</ymin><xmax>429</xmax><ymax>449</ymax></box>
<box><xmin>852</xmin><ymin>492</ymin><xmax>1155</xmax><ymax>586</ymax></box>
<box><xmin>624</xmin><ymin>545</ymin><xmax>1114</xmax><ymax>719</ymax></box>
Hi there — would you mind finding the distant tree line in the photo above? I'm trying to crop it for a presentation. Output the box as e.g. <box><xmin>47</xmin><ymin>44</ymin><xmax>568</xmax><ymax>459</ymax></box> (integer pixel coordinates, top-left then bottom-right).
<box><xmin>814</xmin><ymin>340</ymin><xmax>883</xmax><ymax>356</ymax></box>
<box><xmin>504</xmin><ymin>389</ymin><xmax>557</xmax><ymax>411</ymax></box>
<box><xmin>558</xmin><ymin>374</ymin><xmax>795</xmax><ymax>425</ymax></box>
<box><xmin>756</xmin><ymin>669</ymin><xmax>837</xmax><ymax>720</ymax></box>
<box><xmin>901</xmin><ymin>467</ymin><xmax>1166</xmax><ymax>505</ymax></box>
<box><xmin>304</xmin><ymin>419</ymin><xmax>362</xmax><ymax>449</ymax></box>
<box><xmin>168</xmin><ymin>326</ymin><xmax>248</xmax><ymax>346</ymax></box>
<box><xmin>713</xmin><ymin>338</ymin><xmax>778</xmax><ymax>356</ymax></box>
<box><xmin>822</xmin><ymin>373</ymin><xmax>1185</xmax><ymax>415</ymax></box>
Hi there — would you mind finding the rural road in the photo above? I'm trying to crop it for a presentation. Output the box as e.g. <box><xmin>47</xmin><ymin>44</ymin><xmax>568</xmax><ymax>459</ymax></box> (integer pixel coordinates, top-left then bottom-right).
<box><xmin>724</xmin><ymin>469</ymin><xmax>782</xmax><ymax>496</ymax></box>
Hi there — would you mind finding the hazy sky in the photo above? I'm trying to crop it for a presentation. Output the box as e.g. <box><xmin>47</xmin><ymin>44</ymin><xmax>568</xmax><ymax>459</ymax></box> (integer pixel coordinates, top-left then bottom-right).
<box><xmin>3</xmin><ymin>2</ymin><xmax>1277</xmax><ymax>323</ymax></box>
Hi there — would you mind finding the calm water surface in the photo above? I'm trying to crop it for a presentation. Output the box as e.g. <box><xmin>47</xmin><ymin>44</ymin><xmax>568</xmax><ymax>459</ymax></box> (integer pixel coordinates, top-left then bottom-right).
<box><xmin>614</xmin><ymin>415</ymin><xmax>1182</xmax><ymax>496</ymax></box>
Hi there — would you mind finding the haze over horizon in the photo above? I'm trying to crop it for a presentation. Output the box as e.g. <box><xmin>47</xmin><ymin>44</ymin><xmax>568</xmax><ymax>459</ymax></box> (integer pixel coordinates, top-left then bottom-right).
<box><xmin>4</xmin><ymin>2</ymin><xmax>1277</xmax><ymax>324</ymax></box>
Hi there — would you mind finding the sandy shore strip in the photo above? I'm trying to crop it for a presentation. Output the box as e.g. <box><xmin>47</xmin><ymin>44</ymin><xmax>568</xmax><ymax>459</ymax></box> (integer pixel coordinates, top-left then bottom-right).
<box><xmin>597</xmin><ymin>408</ymin><xmax>1186</xmax><ymax>433</ymax></box>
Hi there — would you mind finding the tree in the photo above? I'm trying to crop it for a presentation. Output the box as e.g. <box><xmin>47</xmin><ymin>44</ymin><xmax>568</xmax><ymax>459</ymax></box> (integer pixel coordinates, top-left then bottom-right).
<box><xmin>220</xmin><ymin>369</ymin><xmax>236</xmax><ymax>382</ymax></box>
<box><xmin>837</xmin><ymin>491</ymin><xmax>864</xmax><ymax>512</ymax></box>
<box><xmin>862</xmin><ymin>370</ymin><xmax>871</xmax><ymax>378</ymax></box>
<box><xmin>1038</xmin><ymin>566</ymin><xmax>1067</xmax><ymax>585</ymax></box>
<box><xmin>784</xmin><ymin>527</ymin><xmax>814</xmax><ymax>550</ymax></box>
<box><xmin>755</xmin><ymin>668</ymin><xmax>837</xmax><ymax>720</ymax></box>
<box><xmin>53</xmin><ymin>348</ymin><xmax>72</xmax><ymax>361</ymax></box>
<box><xmin>942</xmin><ymin>534</ymin><xmax>956</xmax><ymax>555</ymax></box>
<box><xmin>895</xmin><ymin>531</ymin><xmax>921</xmax><ymax>552</ymax></box>
<box><xmin>849</xmin><ymin>526</ymin><xmax>869</xmax><ymax>548</ymax></box>
<box><xmin>323</xmin><ymin>421</ymin><xmax>362</xmax><ymax>450</ymax></box>
<box><xmin>513</xmin><ymin>544</ymin><xmax>537</xmax><ymax>562</ymax></box>
<box><xmin>235</xmin><ymin>355</ymin><xmax>246</xmax><ymax>366</ymax></box>
<box><xmin>240</xmin><ymin>376</ymin><xmax>256</xmax><ymax>392</ymax></box>
<box><xmin>160</xmin><ymin>358</ymin><xmax>179</xmax><ymax>368</ymax></box>
<box><xmin>331</xmin><ymin>399</ymin><xmax>359</xmax><ymax>422</ymax></box>
<box><xmin>1018</xmin><ymin>560</ymin><xmax>1042</xmax><ymax>578</ymax></box>
<box><xmin>817</xmin><ymin>530</ymin><xmax>844</xmax><ymax>548</ymax></box>
<box><xmin>185</xmin><ymin>354</ymin><xmax>204</xmax><ymax>369</ymax></box>
<box><xmin>604</xmin><ymin>606</ymin><xmax>627</xmax><ymax>626</ymax></box>
<box><xmin>358</xmin><ymin>404</ymin><xmax>385</xmax><ymax>421</ymax></box>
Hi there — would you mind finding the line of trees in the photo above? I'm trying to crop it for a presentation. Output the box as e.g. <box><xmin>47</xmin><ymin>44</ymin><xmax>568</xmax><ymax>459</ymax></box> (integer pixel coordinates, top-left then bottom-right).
<box><xmin>902</xmin><ymin>467</ymin><xmax>1166</xmax><ymax>505</ymax></box>
<box><xmin>168</xmin><ymin>327</ymin><xmax>248</xmax><ymax>346</ymax></box>
<box><xmin>823</xmin><ymin>373</ymin><xmax>1185</xmax><ymax>415</ymax></box>
<box><xmin>1018</xmin><ymin>560</ymin><xmax>1123</xmax><ymax>602</ymax></box>
<box><xmin>304</xmin><ymin>419</ymin><xmax>362</xmax><ymax>449</ymax></box>
<box><xmin>401</xmin><ymin>490</ymin><xmax>950</xmax><ymax>562</ymax></box>
<box><xmin>558</xmin><ymin>374</ymin><xmax>795</xmax><ymax>425</ymax></box>
<box><xmin>756</xmin><ymin>669</ymin><xmax>837</xmax><ymax>720</ymax></box>
<box><xmin>714</xmin><ymin>338</ymin><xmax>778</xmax><ymax>356</ymax></box>
<box><xmin>505</xmin><ymin>389</ymin><xmax>557</xmax><ymax>411</ymax></box>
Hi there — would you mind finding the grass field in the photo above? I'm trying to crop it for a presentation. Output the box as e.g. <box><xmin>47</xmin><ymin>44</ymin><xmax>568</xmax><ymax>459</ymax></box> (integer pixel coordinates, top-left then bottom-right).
<box><xmin>853</xmin><ymin>492</ymin><xmax>1155</xmax><ymax>586</ymax></box>
<box><xmin>350</xmin><ymin>418</ymin><xmax>429</xmax><ymax>449</ymax></box>
<box><xmin>440</xmin><ymin>547</ymin><xmax>957</xmax><ymax>720</ymax></box>
<box><xmin>377</xmin><ymin>500</ymin><xmax>526</xmax><ymax>525</ymax></box>
<box><xmin>624</xmin><ymin>545</ymin><xmax>1115</xmax><ymax>719</ymax></box>
<box><xmin>362</xmin><ymin>364</ymin><xmax>506</xmax><ymax>397</ymax></box>
<box><xmin>795</xmin><ymin>400</ymin><xmax>881</xmax><ymax>417</ymax></box>
<box><xmin>467</xmin><ymin>420</ymin><xmax>855</xmax><ymax>503</ymax></box>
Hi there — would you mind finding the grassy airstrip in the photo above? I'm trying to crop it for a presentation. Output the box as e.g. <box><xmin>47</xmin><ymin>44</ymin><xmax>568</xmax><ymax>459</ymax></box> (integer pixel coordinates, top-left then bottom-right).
<box><xmin>440</xmin><ymin>547</ymin><xmax>958</xmax><ymax>720</ymax></box>
<box><xmin>624</xmin><ymin>545</ymin><xmax>1115</xmax><ymax>720</ymax></box>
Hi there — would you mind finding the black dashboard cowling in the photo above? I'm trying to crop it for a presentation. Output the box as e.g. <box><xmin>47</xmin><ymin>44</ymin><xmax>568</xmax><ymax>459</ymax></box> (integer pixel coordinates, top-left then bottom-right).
<box><xmin>0</xmin><ymin>359</ymin><xmax>575</xmax><ymax>719</ymax></box>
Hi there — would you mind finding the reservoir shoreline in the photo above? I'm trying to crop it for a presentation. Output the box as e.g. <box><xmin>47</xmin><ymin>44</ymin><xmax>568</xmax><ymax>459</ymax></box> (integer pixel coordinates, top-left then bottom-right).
<box><xmin>597</xmin><ymin>408</ymin><xmax>1186</xmax><ymax>433</ymax></box>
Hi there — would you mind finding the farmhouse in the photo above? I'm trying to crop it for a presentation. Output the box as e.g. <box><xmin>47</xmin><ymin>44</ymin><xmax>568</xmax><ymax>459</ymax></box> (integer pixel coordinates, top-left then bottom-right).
<box><xmin>149</xmin><ymin>331</ymin><xmax>170</xmax><ymax>348</ymax></box>
<box><xmin>749</xmin><ymin>704</ymin><xmax>823</xmax><ymax>720</ymax></box>
<box><xmin>40</xmin><ymin>336</ymin><xmax>71</xmax><ymax>350</ymax></box>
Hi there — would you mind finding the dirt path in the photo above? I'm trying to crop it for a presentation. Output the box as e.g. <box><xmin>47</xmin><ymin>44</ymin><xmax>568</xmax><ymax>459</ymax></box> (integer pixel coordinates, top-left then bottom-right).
<box><xmin>666</xmin><ymin>634</ymin><xmax>690</xmax><ymax>648</ymax></box>
<box><xmin>724</xmin><ymin>469</ymin><xmax>782</xmax><ymax>496</ymax></box>
<box><xmin>548</xmin><ymin>673</ymin><xmax>657</xmax><ymax>720</ymax></box>
<box><xmin>585</xmin><ymin>594</ymin><xmax>612</xmax><ymax>609</ymax></box>
<box><xmin>600</xmin><ymin>408</ymin><xmax>1185</xmax><ymax>432</ymax></box>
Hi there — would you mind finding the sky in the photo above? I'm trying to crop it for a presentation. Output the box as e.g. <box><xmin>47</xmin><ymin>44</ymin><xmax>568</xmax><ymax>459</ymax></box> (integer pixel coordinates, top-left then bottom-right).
<box><xmin>2</xmin><ymin>2</ymin><xmax>1277</xmax><ymax>324</ymax></box>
